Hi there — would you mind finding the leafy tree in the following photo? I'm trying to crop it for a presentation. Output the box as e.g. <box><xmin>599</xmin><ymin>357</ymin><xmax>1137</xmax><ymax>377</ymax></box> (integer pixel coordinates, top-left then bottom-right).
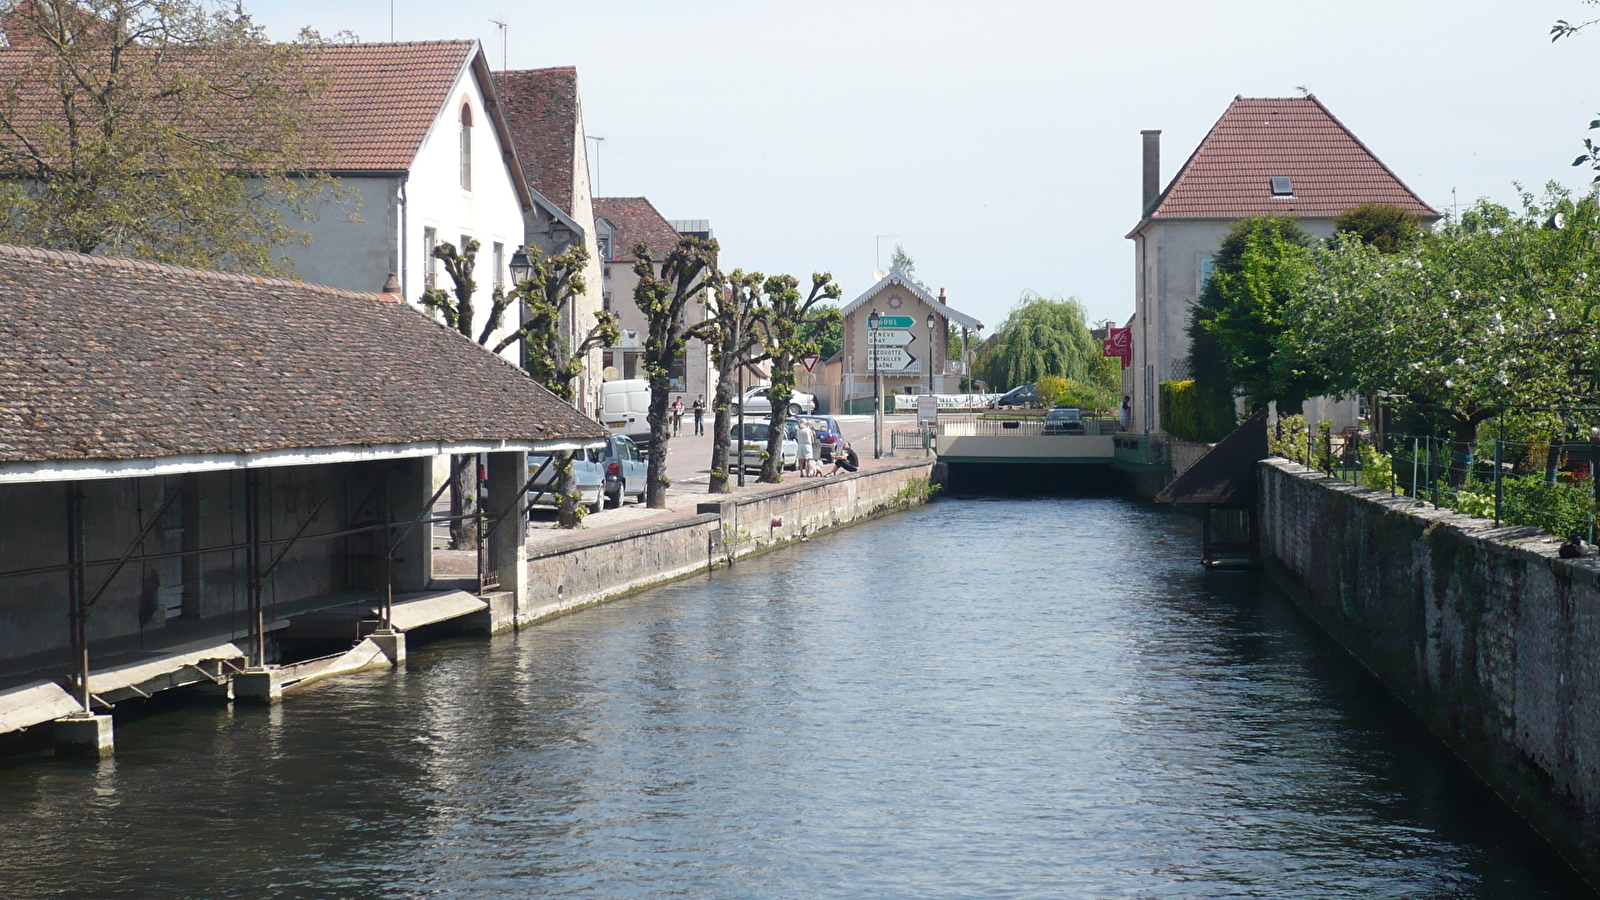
<box><xmin>752</xmin><ymin>272</ymin><xmax>840</xmax><ymax>483</ymax></box>
<box><xmin>1334</xmin><ymin>203</ymin><xmax>1425</xmax><ymax>253</ymax></box>
<box><xmin>633</xmin><ymin>235</ymin><xmax>720</xmax><ymax>507</ymax></box>
<box><xmin>799</xmin><ymin>303</ymin><xmax>842</xmax><ymax>361</ymax></box>
<box><xmin>422</xmin><ymin>239</ymin><xmax>616</xmax><ymax>536</ymax></box>
<box><xmin>972</xmin><ymin>291</ymin><xmax>1102</xmax><ymax>390</ymax></box>
<box><xmin>1186</xmin><ymin>216</ymin><xmax>1320</xmax><ymax>413</ymax></box>
<box><xmin>1287</xmin><ymin>188</ymin><xmax>1600</xmax><ymax>482</ymax></box>
<box><xmin>0</xmin><ymin>0</ymin><xmax>342</xmax><ymax>271</ymax></box>
<box><xmin>690</xmin><ymin>270</ymin><xmax>768</xmax><ymax>494</ymax></box>
<box><xmin>889</xmin><ymin>243</ymin><xmax>930</xmax><ymax>291</ymax></box>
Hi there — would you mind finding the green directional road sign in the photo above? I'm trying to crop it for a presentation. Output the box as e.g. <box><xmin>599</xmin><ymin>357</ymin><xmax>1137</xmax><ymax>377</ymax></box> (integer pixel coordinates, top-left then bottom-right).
<box><xmin>875</xmin><ymin>315</ymin><xmax>914</xmax><ymax>329</ymax></box>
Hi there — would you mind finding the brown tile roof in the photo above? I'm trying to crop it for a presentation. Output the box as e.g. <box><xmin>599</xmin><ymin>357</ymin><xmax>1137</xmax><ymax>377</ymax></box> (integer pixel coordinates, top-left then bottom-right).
<box><xmin>0</xmin><ymin>244</ymin><xmax>603</xmax><ymax>465</ymax></box>
<box><xmin>1145</xmin><ymin>95</ymin><xmax>1438</xmax><ymax>222</ymax></box>
<box><xmin>595</xmin><ymin>197</ymin><xmax>681</xmax><ymax>262</ymax></box>
<box><xmin>493</xmin><ymin>67</ymin><xmax>579</xmax><ymax>215</ymax></box>
<box><xmin>0</xmin><ymin>40</ymin><xmax>522</xmax><ymax>180</ymax></box>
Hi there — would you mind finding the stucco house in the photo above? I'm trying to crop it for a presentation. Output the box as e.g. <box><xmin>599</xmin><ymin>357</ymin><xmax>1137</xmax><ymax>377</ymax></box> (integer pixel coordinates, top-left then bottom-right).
<box><xmin>493</xmin><ymin>66</ymin><xmax>607</xmax><ymax>414</ymax></box>
<box><xmin>833</xmin><ymin>268</ymin><xmax>983</xmax><ymax>414</ymax></box>
<box><xmin>1126</xmin><ymin>95</ymin><xmax>1439</xmax><ymax>435</ymax></box>
<box><xmin>593</xmin><ymin>197</ymin><xmax>716</xmax><ymax>399</ymax></box>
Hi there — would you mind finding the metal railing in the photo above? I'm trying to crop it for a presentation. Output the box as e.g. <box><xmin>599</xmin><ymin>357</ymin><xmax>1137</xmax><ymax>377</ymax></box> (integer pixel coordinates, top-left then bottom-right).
<box><xmin>936</xmin><ymin>415</ymin><xmax>1125</xmax><ymax>437</ymax></box>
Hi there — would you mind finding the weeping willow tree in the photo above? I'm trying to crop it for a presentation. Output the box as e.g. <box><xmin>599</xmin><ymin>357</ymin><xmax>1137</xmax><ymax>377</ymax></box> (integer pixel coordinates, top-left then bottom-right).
<box><xmin>973</xmin><ymin>291</ymin><xmax>1103</xmax><ymax>390</ymax></box>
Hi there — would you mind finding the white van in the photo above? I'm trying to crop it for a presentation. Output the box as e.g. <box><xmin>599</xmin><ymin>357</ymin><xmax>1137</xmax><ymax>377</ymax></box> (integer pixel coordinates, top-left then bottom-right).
<box><xmin>599</xmin><ymin>378</ymin><xmax>652</xmax><ymax>444</ymax></box>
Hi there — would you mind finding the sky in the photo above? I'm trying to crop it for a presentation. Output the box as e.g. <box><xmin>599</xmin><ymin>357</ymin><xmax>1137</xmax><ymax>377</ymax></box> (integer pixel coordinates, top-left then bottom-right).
<box><xmin>254</xmin><ymin>0</ymin><xmax>1600</xmax><ymax>334</ymax></box>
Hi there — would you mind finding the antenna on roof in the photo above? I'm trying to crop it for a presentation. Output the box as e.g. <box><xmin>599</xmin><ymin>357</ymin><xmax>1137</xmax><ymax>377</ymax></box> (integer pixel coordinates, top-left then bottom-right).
<box><xmin>390</xmin><ymin>0</ymin><xmax>394</xmax><ymax>41</ymax></box>
<box><xmin>1295</xmin><ymin>85</ymin><xmax>1311</xmax><ymax>96</ymax></box>
<box><xmin>587</xmin><ymin>135</ymin><xmax>606</xmax><ymax>197</ymax></box>
<box><xmin>489</xmin><ymin>16</ymin><xmax>508</xmax><ymax>69</ymax></box>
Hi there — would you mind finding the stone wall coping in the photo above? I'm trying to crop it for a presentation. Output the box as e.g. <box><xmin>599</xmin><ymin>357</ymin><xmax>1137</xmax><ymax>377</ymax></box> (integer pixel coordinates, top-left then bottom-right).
<box><xmin>526</xmin><ymin>512</ymin><xmax>721</xmax><ymax>561</ymax></box>
<box><xmin>728</xmin><ymin>458</ymin><xmax>933</xmax><ymax>508</ymax></box>
<box><xmin>1261</xmin><ymin>456</ymin><xmax>1600</xmax><ymax>582</ymax></box>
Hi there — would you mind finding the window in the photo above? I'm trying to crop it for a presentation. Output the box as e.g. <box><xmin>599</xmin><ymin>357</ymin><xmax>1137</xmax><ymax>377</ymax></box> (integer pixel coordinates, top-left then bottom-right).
<box><xmin>423</xmin><ymin>227</ymin><xmax>438</xmax><ymax>287</ymax></box>
<box><xmin>459</xmin><ymin>102</ymin><xmax>474</xmax><ymax>191</ymax></box>
<box><xmin>1271</xmin><ymin>176</ymin><xmax>1293</xmax><ymax>197</ymax></box>
<box><xmin>602</xmin><ymin>290</ymin><xmax>612</xmax><ymax>311</ymax></box>
<box><xmin>493</xmin><ymin>242</ymin><xmax>505</xmax><ymax>288</ymax></box>
<box><xmin>1196</xmin><ymin>255</ymin><xmax>1215</xmax><ymax>296</ymax></box>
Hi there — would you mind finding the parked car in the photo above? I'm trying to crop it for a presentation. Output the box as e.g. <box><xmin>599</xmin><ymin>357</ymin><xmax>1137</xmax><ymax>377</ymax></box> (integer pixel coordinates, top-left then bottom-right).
<box><xmin>1042</xmin><ymin>407</ymin><xmax>1085</xmax><ymax>435</ymax></box>
<box><xmin>994</xmin><ymin>384</ymin><xmax>1041</xmax><ymax>409</ymax></box>
<box><xmin>596</xmin><ymin>434</ymin><xmax>648</xmax><ymax>508</ymax></box>
<box><xmin>795</xmin><ymin>414</ymin><xmax>844</xmax><ymax>460</ymax></box>
<box><xmin>730</xmin><ymin>385</ymin><xmax>817</xmax><ymax>417</ymax></box>
<box><xmin>736</xmin><ymin>420</ymin><xmax>799</xmax><ymax>472</ymax></box>
<box><xmin>528</xmin><ymin>450</ymin><xmax>604</xmax><ymax>513</ymax></box>
<box><xmin>599</xmin><ymin>378</ymin><xmax>651</xmax><ymax>444</ymax></box>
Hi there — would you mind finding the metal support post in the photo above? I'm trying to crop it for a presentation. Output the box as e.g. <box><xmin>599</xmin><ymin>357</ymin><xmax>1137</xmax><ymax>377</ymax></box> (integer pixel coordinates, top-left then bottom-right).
<box><xmin>870</xmin><ymin>310</ymin><xmax>883</xmax><ymax>459</ymax></box>
<box><xmin>737</xmin><ymin>357</ymin><xmax>746</xmax><ymax>488</ymax></box>
<box><xmin>244</xmin><ymin>471</ymin><xmax>265</xmax><ymax>667</ymax></box>
<box><xmin>1494</xmin><ymin>437</ymin><xmax>1503</xmax><ymax>525</ymax></box>
<box><xmin>1411</xmin><ymin>437</ymin><xmax>1420</xmax><ymax>499</ymax></box>
<box><xmin>66</xmin><ymin>482</ymin><xmax>90</xmax><ymax>714</ymax></box>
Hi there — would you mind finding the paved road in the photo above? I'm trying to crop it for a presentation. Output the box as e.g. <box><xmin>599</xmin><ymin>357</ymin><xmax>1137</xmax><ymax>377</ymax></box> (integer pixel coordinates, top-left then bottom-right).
<box><xmin>663</xmin><ymin>413</ymin><xmax>912</xmax><ymax>488</ymax></box>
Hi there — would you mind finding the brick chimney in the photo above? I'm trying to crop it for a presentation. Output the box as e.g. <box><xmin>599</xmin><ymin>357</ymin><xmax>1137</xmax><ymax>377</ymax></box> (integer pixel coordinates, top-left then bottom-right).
<box><xmin>1141</xmin><ymin>129</ymin><xmax>1161</xmax><ymax>215</ymax></box>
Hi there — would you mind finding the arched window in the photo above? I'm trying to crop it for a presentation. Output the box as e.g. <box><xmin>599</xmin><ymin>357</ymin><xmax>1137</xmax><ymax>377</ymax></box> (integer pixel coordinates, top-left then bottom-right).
<box><xmin>459</xmin><ymin>101</ymin><xmax>473</xmax><ymax>191</ymax></box>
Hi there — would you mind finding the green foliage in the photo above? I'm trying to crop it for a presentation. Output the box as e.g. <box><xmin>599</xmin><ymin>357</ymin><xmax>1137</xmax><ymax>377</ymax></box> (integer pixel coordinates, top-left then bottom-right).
<box><xmin>1036</xmin><ymin>375</ymin><xmax>1070</xmax><ymax>407</ymax></box>
<box><xmin>973</xmin><ymin>291</ymin><xmax>1103</xmax><ymax>390</ymax></box>
<box><xmin>799</xmin><ymin>303</ymin><xmax>843</xmax><ymax>361</ymax></box>
<box><xmin>890</xmin><ymin>244</ymin><xmax>930</xmax><ymax>291</ymax></box>
<box><xmin>1187</xmin><ymin>216</ymin><xmax>1321</xmax><ymax>411</ymax></box>
<box><xmin>751</xmin><ymin>271</ymin><xmax>841</xmax><ymax>482</ymax></box>
<box><xmin>1334</xmin><ymin>203</ymin><xmax>1426</xmax><ymax>253</ymax></box>
<box><xmin>1498</xmin><ymin>473</ymin><xmax>1596</xmax><ymax>537</ymax></box>
<box><xmin>0</xmin><ymin>0</ymin><xmax>344</xmax><ymax>272</ymax></box>
<box><xmin>1160</xmin><ymin>379</ymin><xmax>1235</xmax><ymax>442</ymax></box>
<box><xmin>634</xmin><ymin>235</ymin><xmax>720</xmax><ymax>507</ymax></box>
<box><xmin>1358</xmin><ymin>443</ymin><xmax>1398</xmax><ymax>492</ymax></box>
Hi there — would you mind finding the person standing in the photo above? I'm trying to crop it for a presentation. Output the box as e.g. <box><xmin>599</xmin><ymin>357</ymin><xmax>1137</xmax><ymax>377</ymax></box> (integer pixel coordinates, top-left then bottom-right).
<box><xmin>1120</xmin><ymin>395</ymin><xmax>1131</xmax><ymax>428</ymax></box>
<box><xmin>692</xmin><ymin>394</ymin><xmax>706</xmax><ymax>435</ymax></box>
<box><xmin>672</xmin><ymin>396</ymin><xmax>685</xmax><ymax>436</ymax></box>
<box><xmin>795</xmin><ymin>418</ymin><xmax>815</xmax><ymax>477</ymax></box>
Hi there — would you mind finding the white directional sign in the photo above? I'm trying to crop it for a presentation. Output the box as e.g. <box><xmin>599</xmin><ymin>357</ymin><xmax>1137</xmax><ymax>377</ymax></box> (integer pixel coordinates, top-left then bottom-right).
<box><xmin>868</xmin><ymin>330</ymin><xmax>916</xmax><ymax>347</ymax></box>
<box><xmin>869</xmin><ymin>347</ymin><xmax>919</xmax><ymax>371</ymax></box>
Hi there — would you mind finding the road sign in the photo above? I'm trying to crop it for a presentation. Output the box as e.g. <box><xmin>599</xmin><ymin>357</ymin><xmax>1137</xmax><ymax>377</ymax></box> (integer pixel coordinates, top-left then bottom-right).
<box><xmin>869</xmin><ymin>347</ymin><xmax>918</xmax><ymax>371</ymax></box>
<box><xmin>875</xmin><ymin>315</ymin><xmax>914</xmax><ymax>329</ymax></box>
<box><xmin>867</xmin><ymin>330</ymin><xmax>915</xmax><ymax>347</ymax></box>
<box><xmin>800</xmin><ymin>354</ymin><xmax>820</xmax><ymax>373</ymax></box>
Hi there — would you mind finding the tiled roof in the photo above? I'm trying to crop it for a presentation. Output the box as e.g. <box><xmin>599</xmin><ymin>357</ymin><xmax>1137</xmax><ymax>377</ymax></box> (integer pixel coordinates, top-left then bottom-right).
<box><xmin>0</xmin><ymin>40</ymin><xmax>483</xmax><ymax>173</ymax></box>
<box><xmin>595</xmin><ymin>197</ymin><xmax>682</xmax><ymax>262</ymax></box>
<box><xmin>1145</xmin><ymin>95</ymin><xmax>1438</xmax><ymax>222</ymax></box>
<box><xmin>493</xmin><ymin>67</ymin><xmax>579</xmax><ymax>215</ymax></box>
<box><xmin>0</xmin><ymin>244</ymin><xmax>603</xmax><ymax>465</ymax></box>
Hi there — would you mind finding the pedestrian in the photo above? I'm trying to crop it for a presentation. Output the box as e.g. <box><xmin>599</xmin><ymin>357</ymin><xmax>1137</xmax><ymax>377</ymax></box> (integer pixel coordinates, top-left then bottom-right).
<box><xmin>1120</xmin><ymin>395</ymin><xmax>1131</xmax><ymax>427</ymax></box>
<box><xmin>692</xmin><ymin>394</ymin><xmax>705</xmax><ymax>435</ymax></box>
<box><xmin>672</xmin><ymin>396</ymin><xmax>684</xmax><ymax>436</ymax></box>
<box><xmin>826</xmin><ymin>440</ymin><xmax>859</xmax><ymax>476</ymax></box>
<box><xmin>796</xmin><ymin>418</ymin><xmax>815</xmax><ymax>477</ymax></box>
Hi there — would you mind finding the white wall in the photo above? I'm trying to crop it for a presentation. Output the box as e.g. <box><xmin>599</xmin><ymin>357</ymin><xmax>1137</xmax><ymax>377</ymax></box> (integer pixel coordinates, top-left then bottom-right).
<box><xmin>274</xmin><ymin>176</ymin><xmax>400</xmax><ymax>295</ymax></box>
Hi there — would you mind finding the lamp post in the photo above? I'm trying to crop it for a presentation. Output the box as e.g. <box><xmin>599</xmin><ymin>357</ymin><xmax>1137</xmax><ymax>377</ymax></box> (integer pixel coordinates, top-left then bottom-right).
<box><xmin>869</xmin><ymin>309</ymin><xmax>882</xmax><ymax>459</ymax></box>
<box><xmin>737</xmin><ymin>323</ymin><xmax>746</xmax><ymax>488</ymax></box>
<box><xmin>508</xmin><ymin>247</ymin><xmax>534</xmax><ymax>284</ymax></box>
<box><xmin>925</xmin><ymin>312</ymin><xmax>936</xmax><ymax>396</ymax></box>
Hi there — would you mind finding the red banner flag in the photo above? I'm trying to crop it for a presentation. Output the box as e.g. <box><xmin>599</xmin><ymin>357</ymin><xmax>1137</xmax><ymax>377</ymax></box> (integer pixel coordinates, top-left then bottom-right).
<box><xmin>1102</xmin><ymin>327</ymin><xmax>1132</xmax><ymax>370</ymax></box>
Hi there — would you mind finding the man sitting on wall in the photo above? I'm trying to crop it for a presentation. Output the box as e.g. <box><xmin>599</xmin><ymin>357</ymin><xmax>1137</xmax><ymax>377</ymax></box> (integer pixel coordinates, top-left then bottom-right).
<box><xmin>826</xmin><ymin>441</ymin><xmax>859</xmax><ymax>476</ymax></box>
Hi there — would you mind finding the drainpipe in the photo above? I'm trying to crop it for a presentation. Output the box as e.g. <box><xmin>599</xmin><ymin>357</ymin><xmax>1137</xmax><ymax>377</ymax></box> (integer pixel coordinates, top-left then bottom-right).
<box><xmin>398</xmin><ymin>175</ymin><xmax>410</xmax><ymax>301</ymax></box>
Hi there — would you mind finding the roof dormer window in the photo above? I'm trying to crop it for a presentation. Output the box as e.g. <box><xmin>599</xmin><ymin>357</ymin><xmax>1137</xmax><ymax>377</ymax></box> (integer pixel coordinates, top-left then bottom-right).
<box><xmin>459</xmin><ymin>101</ymin><xmax>474</xmax><ymax>191</ymax></box>
<box><xmin>1271</xmin><ymin>176</ymin><xmax>1294</xmax><ymax>197</ymax></box>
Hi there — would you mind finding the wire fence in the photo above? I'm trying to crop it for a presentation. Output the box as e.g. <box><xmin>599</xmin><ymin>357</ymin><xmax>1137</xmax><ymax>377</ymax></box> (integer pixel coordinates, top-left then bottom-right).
<box><xmin>1272</xmin><ymin>420</ymin><xmax>1600</xmax><ymax>541</ymax></box>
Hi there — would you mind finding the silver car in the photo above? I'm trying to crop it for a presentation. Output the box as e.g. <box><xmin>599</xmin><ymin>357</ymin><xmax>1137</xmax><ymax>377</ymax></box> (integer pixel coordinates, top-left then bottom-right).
<box><xmin>736</xmin><ymin>420</ymin><xmax>799</xmax><ymax>472</ymax></box>
<box><xmin>596</xmin><ymin>434</ymin><xmax>648</xmax><ymax>508</ymax></box>
<box><xmin>528</xmin><ymin>450</ymin><xmax>604</xmax><ymax>513</ymax></box>
<box><xmin>730</xmin><ymin>385</ymin><xmax>817</xmax><ymax>417</ymax></box>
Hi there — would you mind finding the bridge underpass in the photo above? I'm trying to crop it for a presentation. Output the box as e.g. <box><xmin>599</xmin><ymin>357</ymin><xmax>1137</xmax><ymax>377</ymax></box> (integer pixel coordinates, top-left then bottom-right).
<box><xmin>929</xmin><ymin>417</ymin><xmax>1165</xmax><ymax>495</ymax></box>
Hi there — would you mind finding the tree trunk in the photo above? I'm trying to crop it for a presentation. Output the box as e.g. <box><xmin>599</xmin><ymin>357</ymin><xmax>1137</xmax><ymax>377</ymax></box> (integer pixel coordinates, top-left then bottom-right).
<box><xmin>448</xmin><ymin>455</ymin><xmax>480</xmax><ymax>550</ymax></box>
<box><xmin>760</xmin><ymin>363</ymin><xmax>795</xmax><ymax>483</ymax></box>
<box><xmin>646</xmin><ymin>382</ymin><xmax>672</xmax><ymax>508</ymax></box>
<box><xmin>708</xmin><ymin>373</ymin><xmax>736</xmax><ymax>494</ymax></box>
<box><xmin>554</xmin><ymin>451</ymin><xmax>582</xmax><ymax>528</ymax></box>
<box><xmin>1445</xmin><ymin>407</ymin><xmax>1496</xmax><ymax>487</ymax></box>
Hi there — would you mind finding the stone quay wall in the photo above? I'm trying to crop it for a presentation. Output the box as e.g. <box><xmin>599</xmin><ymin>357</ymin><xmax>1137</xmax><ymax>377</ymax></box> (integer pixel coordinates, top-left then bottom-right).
<box><xmin>511</xmin><ymin>460</ymin><xmax>936</xmax><ymax>627</ymax></box>
<box><xmin>1259</xmin><ymin>457</ymin><xmax>1600</xmax><ymax>885</ymax></box>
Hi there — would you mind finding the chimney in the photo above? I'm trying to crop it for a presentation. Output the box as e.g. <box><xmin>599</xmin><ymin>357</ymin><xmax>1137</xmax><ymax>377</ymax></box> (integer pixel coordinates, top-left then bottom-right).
<box><xmin>1141</xmin><ymin>129</ymin><xmax>1161</xmax><ymax>215</ymax></box>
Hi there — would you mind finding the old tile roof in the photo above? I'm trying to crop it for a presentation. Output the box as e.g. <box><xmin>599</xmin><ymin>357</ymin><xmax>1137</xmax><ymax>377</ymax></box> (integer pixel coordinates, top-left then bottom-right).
<box><xmin>595</xmin><ymin>197</ymin><xmax>682</xmax><ymax>262</ymax></box>
<box><xmin>493</xmin><ymin>67</ymin><xmax>579</xmax><ymax>215</ymax></box>
<box><xmin>1144</xmin><ymin>95</ymin><xmax>1438</xmax><ymax>223</ymax></box>
<box><xmin>0</xmin><ymin>244</ymin><xmax>603</xmax><ymax>465</ymax></box>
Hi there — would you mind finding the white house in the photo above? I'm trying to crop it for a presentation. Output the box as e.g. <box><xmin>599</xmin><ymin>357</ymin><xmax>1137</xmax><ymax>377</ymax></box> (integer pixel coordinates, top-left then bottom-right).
<box><xmin>1126</xmin><ymin>95</ymin><xmax>1439</xmax><ymax>435</ymax></box>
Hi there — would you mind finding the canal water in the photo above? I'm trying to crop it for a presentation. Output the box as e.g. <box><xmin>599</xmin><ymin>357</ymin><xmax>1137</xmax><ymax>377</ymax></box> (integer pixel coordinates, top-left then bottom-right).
<box><xmin>0</xmin><ymin>498</ymin><xmax>1591</xmax><ymax>899</ymax></box>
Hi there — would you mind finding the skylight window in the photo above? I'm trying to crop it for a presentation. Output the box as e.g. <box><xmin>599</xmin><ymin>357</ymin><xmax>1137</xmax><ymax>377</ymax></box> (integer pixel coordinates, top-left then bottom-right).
<box><xmin>1271</xmin><ymin>176</ymin><xmax>1294</xmax><ymax>197</ymax></box>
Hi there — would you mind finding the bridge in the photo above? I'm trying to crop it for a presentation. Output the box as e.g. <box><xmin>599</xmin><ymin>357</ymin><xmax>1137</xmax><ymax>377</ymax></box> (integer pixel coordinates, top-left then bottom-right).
<box><xmin>906</xmin><ymin>415</ymin><xmax>1172</xmax><ymax>495</ymax></box>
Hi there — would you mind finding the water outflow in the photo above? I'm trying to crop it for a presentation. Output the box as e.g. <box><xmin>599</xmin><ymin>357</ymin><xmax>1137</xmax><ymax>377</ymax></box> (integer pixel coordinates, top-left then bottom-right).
<box><xmin>0</xmin><ymin>499</ymin><xmax>1590</xmax><ymax>899</ymax></box>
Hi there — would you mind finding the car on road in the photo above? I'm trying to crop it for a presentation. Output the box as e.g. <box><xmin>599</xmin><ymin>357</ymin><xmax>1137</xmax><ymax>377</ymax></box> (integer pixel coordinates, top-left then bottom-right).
<box><xmin>596</xmin><ymin>434</ymin><xmax>648</xmax><ymax>508</ymax></box>
<box><xmin>1042</xmin><ymin>407</ymin><xmax>1085</xmax><ymax>435</ymax></box>
<box><xmin>994</xmin><ymin>384</ymin><xmax>1041</xmax><ymax>409</ymax></box>
<box><xmin>730</xmin><ymin>385</ymin><xmax>817</xmax><ymax>417</ymax></box>
<box><xmin>528</xmin><ymin>451</ymin><xmax>604</xmax><ymax>513</ymax></box>
<box><xmin>735</xmin><ymin>420</ymin><xmax>799</xmax><ymax>472</ymax></box>
<box><xmin>795</xmin><ymin>414</ymin><xmax>844</xmax><ymax>460</ymax></box>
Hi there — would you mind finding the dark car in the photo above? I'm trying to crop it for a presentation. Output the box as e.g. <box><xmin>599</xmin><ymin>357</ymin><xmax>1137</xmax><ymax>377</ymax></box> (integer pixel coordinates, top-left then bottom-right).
<box><xmin>995</xmin><ymin>384</ymin><xmax>1041</xmax><ymax>408</ymax></box>
<box><xmin>795</xmin><ymin>414</ymin><xmax>844</xmax><ymax>460</ymax></box>
<box><xmin>1042</xmin><ymin>407</ymin><xmax>1085</xmax><ymax>434</ymax></box>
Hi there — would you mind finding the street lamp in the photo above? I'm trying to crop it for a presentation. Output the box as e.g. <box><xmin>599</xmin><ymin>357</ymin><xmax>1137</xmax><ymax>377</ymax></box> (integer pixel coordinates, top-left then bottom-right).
<box><xmin>926</xmin><ymin>312</ymin><xmax>936</xmax><ymax>395</ymax></box>
<box><xmin>509</xmin><ymin>248</ymin><xmax>534</xmax><ymax>284</ymax></box>
<box><xmin>869</xmin><ymin>309</ymin><xmax>882</xmax><ymax>459</ymax></box>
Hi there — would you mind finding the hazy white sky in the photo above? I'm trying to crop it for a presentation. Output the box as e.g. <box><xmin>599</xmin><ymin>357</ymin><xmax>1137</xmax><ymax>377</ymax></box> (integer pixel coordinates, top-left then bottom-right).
<box><xmin>255</xmin><ymin>0</ymin><xmax>1600</xmax><ymax>332</ymax></box>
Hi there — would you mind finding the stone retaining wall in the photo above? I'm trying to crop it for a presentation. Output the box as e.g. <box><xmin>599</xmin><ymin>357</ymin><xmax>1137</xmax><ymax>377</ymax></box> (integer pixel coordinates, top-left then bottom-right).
<box><xmin>512</xmin><ymin>460</ymin><xmax>936</xmax><ymax>627</ymax></box>
<box><xmin>1259</xmin><ymin>457</ymin><xmax>1600</xmax><ymax>886</ymax></box>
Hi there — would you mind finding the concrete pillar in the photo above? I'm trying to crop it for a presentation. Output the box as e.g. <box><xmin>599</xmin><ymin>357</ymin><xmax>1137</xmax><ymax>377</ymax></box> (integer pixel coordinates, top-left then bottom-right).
<box><xmin>233</xmin><ymin>667</ymin><xmax>284</xmax><ymax>705</ymax></box>
<box><xmin>367</xmin><ymin>629</ymin><xmax>406</xmax><ymax>665</ymax></box>
<box><xmin>390</xmin><ymin>457</ymin><xmax>432</xmax><ymax>593</ymax></box>
<box><xmin>486</xmin><ymin>451</ymin><xmax>529</xmax><ymax>620</ymax></box>
<box><xmin>51</xmin><ymin>714</ymin><xmax>113</xmax><ymax>758</ymax></box>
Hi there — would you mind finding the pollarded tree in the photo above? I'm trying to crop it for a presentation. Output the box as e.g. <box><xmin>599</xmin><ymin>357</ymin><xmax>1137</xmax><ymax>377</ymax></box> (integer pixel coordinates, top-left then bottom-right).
<box><xmin>973</xmin><ymin>291</ymin><xmax>1103</xmax><ymax>390</ymax></box>
<box><xmin>753</xmin><ymin>272</ymin><xmax>840</xmax><ymax>483</ymax></box>
<box><xmin>0</xmin><ymin>0</ymin><xmax>343</xmax><ymax>272</ymax></box>
<box><xmin>689</xmin><ymin>269</ymin><xmax>769</xmax><ymax>494</ymax></box>
<box><xmin>632</xmin><ymin>235</ymin><xmax>720</xmax><ymax>508</ymax></box>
